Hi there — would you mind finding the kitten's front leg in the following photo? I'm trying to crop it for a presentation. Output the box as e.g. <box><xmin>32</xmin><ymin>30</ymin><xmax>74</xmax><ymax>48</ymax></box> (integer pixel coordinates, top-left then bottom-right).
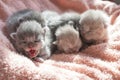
<box><xmin>33</xmin><ymin>57</ymin><xmax>44</xmax><ymax>63</ymax></box>
<box><xmin>33</xmin><ymin>46</ymin><xmax>51</xmax><ymax>63</ymax></box>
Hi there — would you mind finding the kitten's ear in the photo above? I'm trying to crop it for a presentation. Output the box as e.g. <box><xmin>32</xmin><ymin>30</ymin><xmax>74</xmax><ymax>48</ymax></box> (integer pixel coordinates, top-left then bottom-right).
<box><xmin>41</xmin><ymin>26</ymin><xmax>48</xmax><ymax>40</ymax></box>
<box><xmin>68</xmin><ymin>21</ymin><xmax>75</xmax><ymax>29</ymax></box>
<box><xmin>53</xmin><ymin>41</ymin><xmax>58</xmax><ymax>45</ymax></box>
<box><xmin>104</xmin><ymin>23</ymin><xmax>109</xmax><ymax>28</ymax></box>
<box><xmin>42</xmin><ymin>26</ymin><xmax>50</xmax><ymax>34</ymax></box>
<box><xmin>68</xmin><ymin>21</ymin><xmax>74</xmax><ymax>26</ymax></box>
<box><xmin>18</xmin><ymin>17</ymin><xmax>24</xmax><ymax>23</ymax></box>
<box><xmin>42</xmin><ymin>27</ymin><xmax>46</xmax><ymax>37</ymax></box>
<box><xmin>10</xmin><ymin>32</ymin><xmax>17</xmax><ymax>40</ymax></box>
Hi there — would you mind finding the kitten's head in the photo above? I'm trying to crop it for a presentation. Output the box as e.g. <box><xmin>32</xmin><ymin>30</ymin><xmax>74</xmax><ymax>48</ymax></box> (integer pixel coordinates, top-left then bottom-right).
<box><xmin>53</xmin><ymin>22</ymin><xmax>82</xmax><ymax>53</ymax></box>
<box><xmin>10</xmin><ymin>20</ymin><xmax>45</xmax><ymax>58</ymax></box>
<box><xmin>79</xmin><ymin>10</ymin><xmax>108</xmax><ymax>43</ymax></box>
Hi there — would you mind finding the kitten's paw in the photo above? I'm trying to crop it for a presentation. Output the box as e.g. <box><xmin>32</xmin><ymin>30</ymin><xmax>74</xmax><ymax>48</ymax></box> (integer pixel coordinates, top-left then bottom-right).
<box><xmin>34</xmin><ymin>57</ymin><xmax>44</xmax><ymax>63</ymax></box>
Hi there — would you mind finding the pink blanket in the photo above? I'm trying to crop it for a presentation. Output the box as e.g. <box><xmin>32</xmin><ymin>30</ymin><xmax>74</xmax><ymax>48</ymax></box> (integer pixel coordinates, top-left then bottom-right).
<box><xmin>0</xmin><ymin>0</ymin><xmax>120</xmax><ymax>80</ymax></box>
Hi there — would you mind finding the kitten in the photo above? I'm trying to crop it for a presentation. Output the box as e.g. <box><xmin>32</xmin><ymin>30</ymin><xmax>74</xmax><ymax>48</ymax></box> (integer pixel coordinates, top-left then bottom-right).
<box><xmin>53</xmin><ymin>21</ymin><xmax>82</xmax><ymax>53</ymax></box>
<box><xmin>79</xmin><ymin>9</ymin><xmax>109</xmax><ymax>45</ymax></box>
<box><xmin>10</xmin><ymin>21</ymin><xmax>52</xmax><ymax>62</ymax></box>
<box><xmin>6</xmin><ymin>9</ymin><xmax>51</xmax><ymax>62</ymax></box>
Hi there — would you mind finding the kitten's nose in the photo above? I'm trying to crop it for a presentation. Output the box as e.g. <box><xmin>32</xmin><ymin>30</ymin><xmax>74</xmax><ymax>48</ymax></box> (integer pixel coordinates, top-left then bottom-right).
<box><xmin>69</xmin><ymin>49</ymin><xmax>79</xmax><ymax>53</ymax></box>
<box><xmin>28</xmin><ymin>45</ymin><xmax>33</xmax><ymax>48</ymax></box>
<box><xmin>28</xmin><ymin>43</ymin><xmax>34</xmax><ymax>48</ymax></box>
<box><xmin>67</xmin><ymin>50</ymin><xmax>73</xmax><ymax>53</ymax></box>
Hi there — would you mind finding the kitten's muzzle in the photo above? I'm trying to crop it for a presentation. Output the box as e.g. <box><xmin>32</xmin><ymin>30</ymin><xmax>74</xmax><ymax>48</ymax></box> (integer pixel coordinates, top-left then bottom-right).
<box><xmin>26</xmin><ymin>49</ymin><xmax>39</xmax><ymax>58</ymax></box>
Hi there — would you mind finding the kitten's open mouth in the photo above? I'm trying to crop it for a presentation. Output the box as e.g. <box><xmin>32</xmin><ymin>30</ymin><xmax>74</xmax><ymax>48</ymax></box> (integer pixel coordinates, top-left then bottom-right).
<box><xmin>28</xmin><ymin>49</ymin><xmax>37</xmax><ymax>58</ymax></box>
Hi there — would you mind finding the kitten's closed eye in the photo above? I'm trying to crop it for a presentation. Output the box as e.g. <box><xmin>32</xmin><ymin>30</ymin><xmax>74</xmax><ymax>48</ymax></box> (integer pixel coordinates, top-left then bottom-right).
<box><xmin>34</xmin><ymin>39</ymin><xmax>41</xmax><ymax>43</ymax></box>
<box><xmin>20</xmin><ymin>41</ymin><xmax>27</xmax><ymax>44</ymax></box>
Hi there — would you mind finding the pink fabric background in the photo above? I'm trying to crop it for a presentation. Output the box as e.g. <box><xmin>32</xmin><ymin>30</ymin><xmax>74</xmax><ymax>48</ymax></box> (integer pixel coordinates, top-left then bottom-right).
<box><xmin>0</xmin><ymin>0</ymin><xmax>120</xmax><ymax>80</ymax></box>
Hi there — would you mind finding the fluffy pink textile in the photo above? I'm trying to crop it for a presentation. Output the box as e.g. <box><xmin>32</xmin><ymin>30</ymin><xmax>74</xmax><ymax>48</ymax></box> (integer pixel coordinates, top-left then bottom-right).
<box><xmin>0</xmin><ymin>0</ymin><xmax>120</xmax><ymax>80</ymax></box>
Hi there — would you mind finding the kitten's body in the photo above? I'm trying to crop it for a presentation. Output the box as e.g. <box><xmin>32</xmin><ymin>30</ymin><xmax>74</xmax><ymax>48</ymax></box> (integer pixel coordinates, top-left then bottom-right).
<box><xmin>46</xmin><ymin>11</ymin><xmax>81</xmax><ymax>31</ymax></box>
<box><xmin>41</xmin><ymin>10</ymin><xmax>61</xmax><ymax>25</ymax></box>
<box><xmin>6</xmin><ymin>9</ymin><xmax>52</xmax><ymax>62</ymax></box>
<box><xmin>41</xmin><ymin>10</ymin><xmax>61</xmax><ymax>38</ymax></box>
<box><xmin>41</xmin><ymin>10</ymin><xmax>61</xmax><ymax>52</ymax></box>
<box><xmin>79</xmin><ymin>9</ymin><xmax>109</xmax><ymax>45</ymax></box>
<box><xmin>42</xmin><ymin>11</ymin><xmax>81</xmax><ymax>32</ymax></box>
<box><xmin>42</xmin><ymin>10</ymin><xmax>81</xmax><ymax>35</ymax></box>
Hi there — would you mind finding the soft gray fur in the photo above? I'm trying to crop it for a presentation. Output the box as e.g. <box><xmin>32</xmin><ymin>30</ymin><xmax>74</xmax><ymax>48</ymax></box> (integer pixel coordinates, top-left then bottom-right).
<box><xmin>6</xmin><ymin>9</ymin><xmax>45</xmax><ymax>34</ymax></box>
<box><xmin>42</xmin><ymin>10</ymin><xmax>81</xmax><ymax>31</ymax></box>
<box><xmin>41</xmin><ymin>10</ymin><xmax>61</xmax><ymax>33</ymax></box>
<box><xmin>6</xmin><ymin>9</ymin><xmax>52</xmax><ymax>62</ymax></box>
<box><xmin>59</xmin><ymin>12</ymin><xmax>81</xmax><ymax>31</ymax></box>
<box><xmin>41</xmin><ymin>10</ymin><xmax>61</xmax><ymax>52</ymax></box>
<box><xmin>42</xmin><ymin>10</ymin><xmax>82</xmax><ymax>53</ymax></box>
<box><xmin>41</xmin><ymin>10</ymin><xmax>81</xmax><ymax>38</ymax></box>
<box><xmin>11</xmin><ymin>21</ymin><xmax>52</xmax><ymax>62</ymax></box>
<box><xmin>79</xmin><ymin>9</ymin><xmax>109</xmax><ymax>44</ymax></box>
<box><xmin>47</xmin><ymin>11</ymin><xmax>81</xmax><ymax>30</ymax></box>
<box><xmin>61</xmin><ymin>12</ymin><xmax>81</xmax><ymax>21</ymax></box>
<box><xmin>53</xmin><ymin>21</ymin><xmax>82</xmax><ymax>53</ymax></box>
<box><xmin>41</xmin><ymin>10</ymin><xmax>61</xmax><ymax>26</ymax></box>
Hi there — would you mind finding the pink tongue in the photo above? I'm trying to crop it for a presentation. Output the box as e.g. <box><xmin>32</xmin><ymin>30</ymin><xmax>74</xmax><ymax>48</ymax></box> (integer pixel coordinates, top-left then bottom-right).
<box><xmin>29</xmin><ymin>50</ymin><xmax>36</xmax><ymax>56</ymax></box>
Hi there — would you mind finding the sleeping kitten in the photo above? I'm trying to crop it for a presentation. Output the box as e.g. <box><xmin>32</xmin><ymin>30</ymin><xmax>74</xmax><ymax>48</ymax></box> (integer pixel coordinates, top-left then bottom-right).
<box><xmin>79</xmin><ymin>9</ymin><xmax>109</xmax><ymax>45</ymax></box>
<box><xmin>53</xmin><ymin>21</ymin><xmax>82</xmax><ymax>53</ymax></box>
<box><xmin>10</xmin><ymin>21</ymin><xmax>52</xmax><ymax>62</ymax></box>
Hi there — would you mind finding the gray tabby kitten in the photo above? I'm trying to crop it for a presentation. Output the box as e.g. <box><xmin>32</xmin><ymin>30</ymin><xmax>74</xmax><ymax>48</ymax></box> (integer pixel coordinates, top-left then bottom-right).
<box><xmin>6</xmin><ymin>9</ymin><xmax>52</xmax><ymax>62</ymax></box>
<box><xmin>10</xmin><ymin>21</ymin><xmax>51</xmax><ymax>62</ymax></box>
<box><xmin>79</xmin><ymin>9</ymin><xmax>109</xmax><ymax>45</ymax></box>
